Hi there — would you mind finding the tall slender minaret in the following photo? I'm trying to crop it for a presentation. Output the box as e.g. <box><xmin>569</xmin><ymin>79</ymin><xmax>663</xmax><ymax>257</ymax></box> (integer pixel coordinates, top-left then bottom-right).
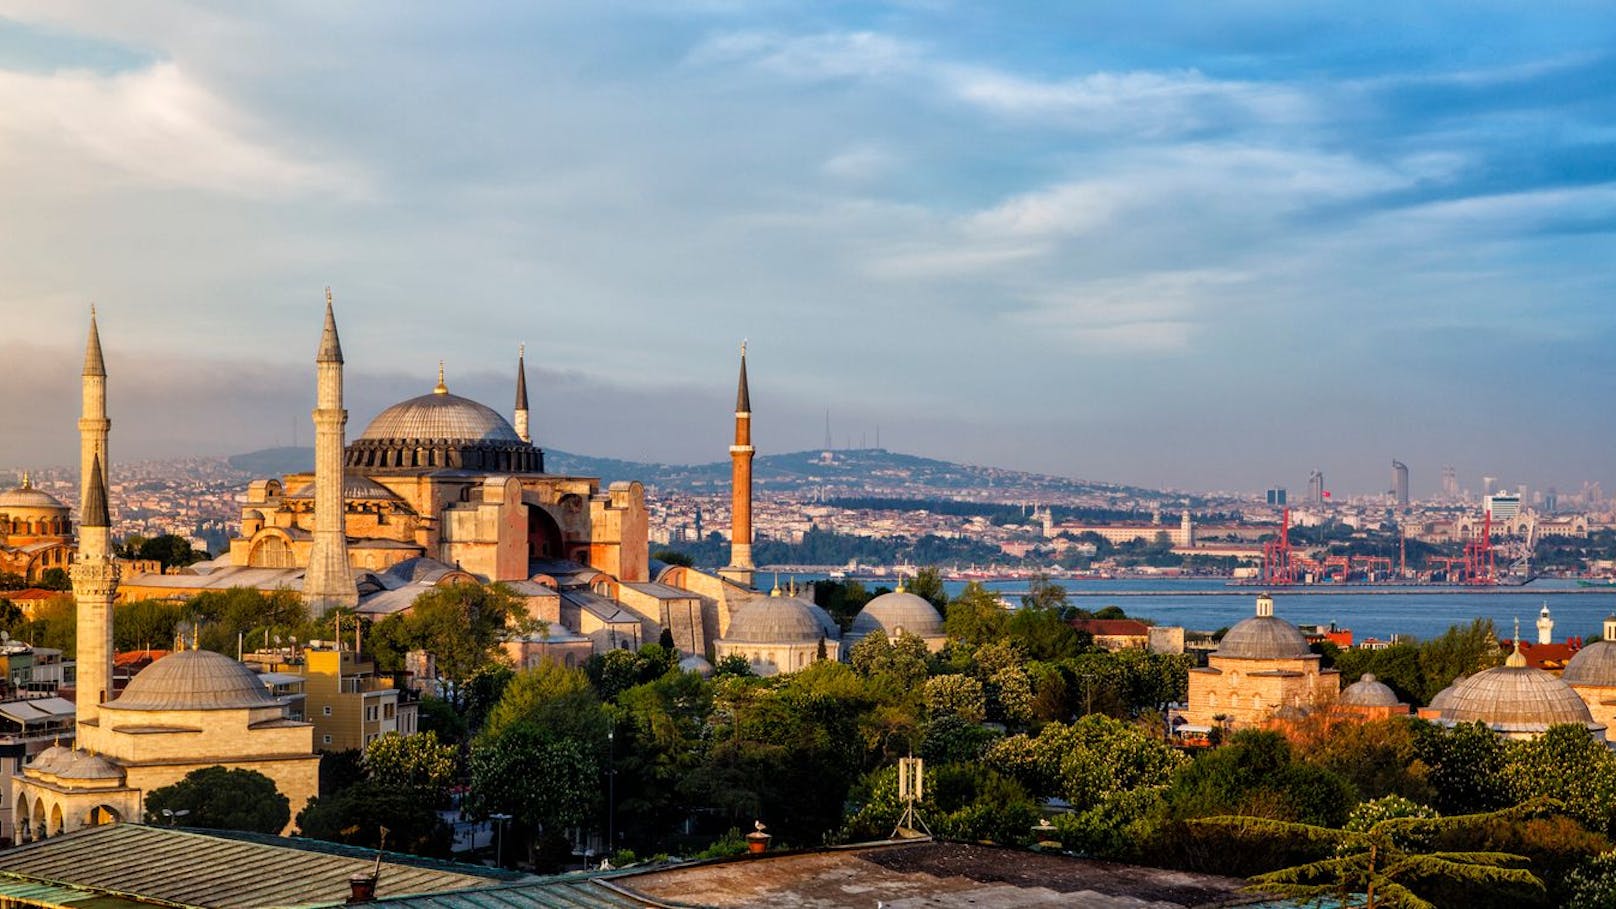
<box><xmin>514</xmin><ymin>344</ymin><xmax>531</xmax><ymax>444</ymax></box>
<box><xmin>303</xmin><ymin>290</ymin><xmax>358</xmax><ymax>614</ymax></box>
<box><xmin>720</xmin><ymin>343</ymin><xmax>755</xmax><ymax>587</ymax></box>
<box><xmin>79</xmin><ymin>305</ymin><xmax>109</xmax><ymax>502</ymax></box>
<box><xmin>74</xmin><ymin>311</ymin><xmax>119</xmax><ymax>730</ymax></box>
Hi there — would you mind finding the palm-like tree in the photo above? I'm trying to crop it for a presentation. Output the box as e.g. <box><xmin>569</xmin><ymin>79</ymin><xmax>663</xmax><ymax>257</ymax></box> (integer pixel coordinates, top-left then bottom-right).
<box><xmin>1190</xmin><ymin>801</ymin><xmax>1554</xmax><ymax>909</ymax></box>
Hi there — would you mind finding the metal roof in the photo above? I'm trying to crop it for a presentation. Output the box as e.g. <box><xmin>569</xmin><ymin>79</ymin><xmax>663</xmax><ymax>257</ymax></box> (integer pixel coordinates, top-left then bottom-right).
<box><xmin>0</xmin><ymin>824</ymin><xmax>502</xmax><ymax>909</ymax></box>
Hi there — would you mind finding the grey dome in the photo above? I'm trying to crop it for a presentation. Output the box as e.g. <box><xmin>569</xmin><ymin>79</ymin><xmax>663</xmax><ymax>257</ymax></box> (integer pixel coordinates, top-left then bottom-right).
<box><xmin>27</xmin><ymin>744</ymin><xmax>72</xmax><ymax>773</ymax></box>
<box><xmin>852</xmin><ymin>591</ymin><xmax>944</xmax><ymax>640</ymax></box>
<box><xmin>287</xmin><ymin>473</ymin><xmax>403</xmax><ymax>502</ymax></box>
<box><xmin>1428</xmin><ymin>678</ymin><xmax>1463</xmax><ymax>711</ymax></box>
<box><xmin>0</xmin><ymin>485</ymin><xmax>66</xmax><ymax>511</ymax></box>
<box><xmin>1216</xmin><ymin>616</ymin><xmax>1311</xmax><ymax>660</ymax></box>
<box><xmin>1563</xmin><ymin>640</ymin><xmax>1616</xmax><ymax>688</ymax></box>
<box><xmin>808</xmin><ymin>603</ymin><xmax>842</xmax><ymax>640</ymax></box>
<box><xmin>53</xmin><ymin>750</ymin><xmax>123</xmax><ymax>781</ymax></box>
<box><xmin>1440</xmin><ymin>665</ymin><xmax>1602</xmax><ymax>734</ymax></box>
<box><xmin>721</xmin><ymin>597</ymin><xmax>826</xmax><ymax>645</ymax></box>
<box><xmin>359</xmin><ymin>391</ymin><xmax>522</xmax><ymax>445</ymax></box>
<box><xmin>111</xmin><ymin>650</ymin><xmax>277</xmax><ymax>711</ymax></box>
<box><xmin>1340</xmin><ymin>673</ymin><xmax>1401</xmax><ymax>707</ymax></box>
<box><xmin>678</xmin><ymin>654</ymin><xmax>714</xmax><ymax>677</ymax></box>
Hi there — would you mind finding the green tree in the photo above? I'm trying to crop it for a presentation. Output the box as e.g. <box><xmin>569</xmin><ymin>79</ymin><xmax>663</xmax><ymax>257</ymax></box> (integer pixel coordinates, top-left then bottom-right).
<box><xmin>1418</xmin><ymin>619</ymin><xmax>1504</xmax><ymax>704</ymax></box>
<box><xmin>925</xmin><ymin>675</ymin><xmax>986</xmax><ymax>723</ymax></box>
<box><xmin>483</xmin><ymin>662</ymin><xmax>608</xmax><ymax>744</ymax></box>
<box><xmin>1567</xmin><ymin>852</ymin><xmax>1616</xmax><ymax>909</ymax></box>
<box><xmin>36</xmin><ymin>567</ymin><xmax>70</xmax><ymax>591</ymax></box>
<box><xmin>114</xmin><ymin>599</ymin><xmax>185</xmax><ymax>652</ymax></box>
<box><xmin>371</xmin><ymin>584</ymin><xmax>531</xmax><ymax>687</ymax></box>
<box><xmin>1503</xmin><ymin>724</ymin><xmax>1616</xmax><ymax>836</ymax></box>
<box><xmin>362</xmin><ymin>731</ymin><xmax>458</xmax><ymax>805</ymax></box>
<box><xmin>1413</xmin><ymin>720</ymin><xmax>1512</xmax><ymax>815</ymax></box>
<box><xmin>137</xmin><ymin>534</ymin><xmax>204</xmax><ymax>570</ymax></box>
<box><xmin>651</xmin><ymin>548</ymin><xmax>694</xmax><ymax>567</ymax></box>
<box><xmin>0</xmin><ymin>572</ymin><xmax>25</xmax><ymax>591</ymax></box>
<box><xmin>849</xmin><ymin>632</ymin><xmax>929</xmax><ymax>689</ymax></box>
<box><xmin>296</xmin><ymin>781</ymin><xmax>453</xmax><ymax>857</ymax></box>
<box><xmin>145</xmin><ymin>766</ymin><xmax>290</xmax><ymax>834</ymax></box>
<box><xmin>1193</xmin><ymin>802</ymin><xmax>1550</xmax><ymax>909</ymax></box>
<box><xmin>943</xmin><ymin>582</ymin><xmax>1007</xmax><ymax>652</ymax></box>
<box><xmin>905</xmin><ymin>567</ymin><xmax>947</xmax><ymax>609</ymax></box>
<box><xmin>1162</xmin><ymin>730</ymin><xmax>1354</xmax><ymax>828</ymax></box>
<box><xmin>469</xmin><ymin>723</ymin><xmax>601</xmax><ymax>867</ymax></box>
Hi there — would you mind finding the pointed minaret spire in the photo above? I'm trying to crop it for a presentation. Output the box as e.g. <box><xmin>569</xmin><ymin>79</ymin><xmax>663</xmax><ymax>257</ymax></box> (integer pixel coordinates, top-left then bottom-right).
<box><xmin>720</xmin><ymin>341</ymin><xmax>756</xmax><ymax>587</ymax></box>
<box><xmin>304</xmin><ymin>292</ymin><xmax>359</xmax><ymax>615</ymax></box>
<box><xmin>317</xmin><ymin>288</ymin><xmax>344</xmax><ymax>364</ymax></box>
<box><xmin>83</xmin><ymin>304</ymin><xmax>106</xmax><ymax>377</ymax></box>
<box><xmin>81</xmin><ymin>455</ymin><xmax>109</xmax><ymax>528</ymax></box>
<box><xmin>514</xmin><ymin>344</ymin><xmax>531</xmax><ymax>444</ymax></box>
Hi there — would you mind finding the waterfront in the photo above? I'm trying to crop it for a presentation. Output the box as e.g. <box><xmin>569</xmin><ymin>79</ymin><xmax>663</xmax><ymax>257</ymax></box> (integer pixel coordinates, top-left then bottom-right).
<box><xmin>829</xmin><ymin>576</ymin><xmax>1615</xmax><ymax>642</ymax></box>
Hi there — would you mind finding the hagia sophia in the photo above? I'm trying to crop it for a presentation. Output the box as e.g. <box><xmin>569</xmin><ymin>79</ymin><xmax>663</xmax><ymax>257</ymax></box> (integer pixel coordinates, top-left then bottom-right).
<box><xmin>16</xmin><ymin>300</ymin><xmax>1616</xmax><ymax>843</ymax></box>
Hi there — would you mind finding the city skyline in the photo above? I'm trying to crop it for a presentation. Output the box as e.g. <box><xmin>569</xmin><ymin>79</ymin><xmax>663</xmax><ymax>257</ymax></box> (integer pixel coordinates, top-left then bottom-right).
<box><xmin>2</xmin><ymin>4</ymin><xmax>1614</xmax><ymax>493</ymax></box>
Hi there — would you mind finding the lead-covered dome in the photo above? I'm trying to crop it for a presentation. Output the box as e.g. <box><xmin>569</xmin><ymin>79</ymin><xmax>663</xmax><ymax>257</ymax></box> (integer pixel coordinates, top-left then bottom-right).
<box><xmin>852</xmin><ymin>591</ymin><xmax>944</xmax><ymax>640</ymax></box>
<box><xmin>1564</xmin><ymin>626</ymin><xmax>1616</xmax><ymax>688</ymax></box>
<box><xmin>346</xmin><ymin>378</ymin><xmax>542</xmax><ymax>473</ymax></box>
<box><xmin>110</xmin><ymin>650</ymin><xmax>277</xmax><ymax>711</ymax></box>
<box><xmin>721</xmin><ymin>596</ymin><xmax>827</xmax><ymax>645</ymax></box>
<box><xmin>1439</xmin><ymin>664</ymin><xmax>1602</xmax><ymax>735</ymax></box>
<box><xmin>1216</xmin><ymin>594</ymin><xmax>1311</xmax><ymax>660</ymax></box>
<box><xmin>1340</xmin><ymin>673</ymin><xmax>1401</xmax><ymax>707</ymax></box>
<box><xmin>0</xmin><ymin>480</ymin><xmax>66</xmax><ymax>511</ymax></box>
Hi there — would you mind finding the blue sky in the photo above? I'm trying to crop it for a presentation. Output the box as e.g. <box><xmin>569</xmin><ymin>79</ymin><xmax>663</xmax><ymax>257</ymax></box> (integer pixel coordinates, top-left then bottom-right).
<box><xmin>0</xmin><ymin>2</ymin><xmax>1613</xmax><ymax>497</ymax></box>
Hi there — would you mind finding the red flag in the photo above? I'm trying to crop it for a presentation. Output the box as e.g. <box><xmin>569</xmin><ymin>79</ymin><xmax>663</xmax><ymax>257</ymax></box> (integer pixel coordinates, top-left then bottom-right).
<box><xmin>1323</xmin><ymin>491</ymin><xmax>1332</xmax><ymax>499</ymax></box>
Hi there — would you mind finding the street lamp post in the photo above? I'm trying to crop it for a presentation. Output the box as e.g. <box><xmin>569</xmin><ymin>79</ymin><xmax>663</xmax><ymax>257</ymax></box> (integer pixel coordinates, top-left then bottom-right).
<box><xmin>489</xmin><ymin>813</ymin><xmax>511</xmax><ymax>868</ymax></box>
<box><xmin>607</xmin><ymin>728</ymin><xmax>616</xmax><ymax>855</ymax></box>
<box><xmin>160</xmin><ymin>808</ymin><xmax>190</xmax><ymax>828</ymax></box>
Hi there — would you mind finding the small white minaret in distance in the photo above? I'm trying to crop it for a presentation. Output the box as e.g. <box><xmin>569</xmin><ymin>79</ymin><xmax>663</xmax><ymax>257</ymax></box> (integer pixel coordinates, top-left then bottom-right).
<box><xmin>303</xmin><ymin>290</ymin><xmax>359</xmax><ymax>614</ymax></box>
<box><xmin>1537</xmin><ymin>603</ymin><xmax>1554</xmax><ymax>645</ymax></box>
<box><xmin>514</xmin><ymin>344</ymin><xmax>531</xmax><ymax>444</ymax></box>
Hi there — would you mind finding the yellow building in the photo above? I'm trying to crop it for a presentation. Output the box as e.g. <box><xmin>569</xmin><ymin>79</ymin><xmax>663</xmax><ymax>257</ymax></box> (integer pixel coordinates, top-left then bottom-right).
<box><xmin>248</xmin><ymin>648</ymin><xmax>418</xmax><ymax>752</ymax></box>
<box><xmin>1183</xmin><ymin>594</ymin><xmax>1339</xmax><ymax>730</ymax></box>
<box><xmin>1564</xmin><ymin>615</ymin><xmax>1616</xmax><ymax>732</ymax></box>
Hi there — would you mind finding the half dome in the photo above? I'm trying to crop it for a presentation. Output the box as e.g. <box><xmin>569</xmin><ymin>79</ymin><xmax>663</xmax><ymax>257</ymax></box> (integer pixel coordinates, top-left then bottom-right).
<box><xmin>110</xmin><ymin>650</ymin><xmax>277</xmax><ymax>711</ymax></box>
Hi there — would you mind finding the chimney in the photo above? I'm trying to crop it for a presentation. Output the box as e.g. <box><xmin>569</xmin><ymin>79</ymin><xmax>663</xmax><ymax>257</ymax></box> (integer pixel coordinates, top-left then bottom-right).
<box><xmin>347</xmin><ymin>873</ymin><xmax>377</xmax><ymax>903</ymax></box>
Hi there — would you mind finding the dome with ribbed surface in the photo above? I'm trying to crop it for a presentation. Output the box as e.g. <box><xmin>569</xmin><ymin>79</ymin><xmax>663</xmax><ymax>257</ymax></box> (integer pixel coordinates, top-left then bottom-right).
<box><xmin>1429</xmin><ymin>678</ymin><xmax>1462</xmax><ymax>711</ymax></box>
<box><xmin>287</xmin><ymin>473</ymin><xmax>404</xmax><ymax>502</ymax></box>
<box><xmin>359</xmin><ymin>392</ymin><xmax>522</xmax><ymax>445</ymax></box>
<box><xmin>1340</xmin><ymin>673</ymin><xmax>1401</xmax><ymax>707</ymax></box>
<box><xmin>1216</xmin><ymin>616</ymin><xmax>1311</xmax><ymax>660</ymax></box>
<box><xmin>0</xmin><ymin>485</ymin><xmax>66</xmax><ymax>511</ymax></box>
<box><xmin>721</xmin><ymin>597</ymin><xmax>826</xmax><ymax>644</ymax></box>
<box><xmin>1563</xmin><ymin>640</ymin><xmax>1616</xmax><ymax>688</ymax></box>
<box><xmin>110</xmin><ymin>650</ymin><xmax>276</xmax><ymax>711</ymax></box>
<box><xmin>852</xmin><ymin>591</ymin><xmax>944</xmax><ymax>639</ymax></box>
<box><xmin>1439</xmin><ymin>665</ymin><xmax>1603</xmax><ymax>735</ymax></box>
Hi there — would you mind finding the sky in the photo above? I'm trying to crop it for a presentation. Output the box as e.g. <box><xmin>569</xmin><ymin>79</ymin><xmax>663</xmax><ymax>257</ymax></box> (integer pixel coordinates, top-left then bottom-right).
<box><xmin>0</xmin><ymin>2</ymin><xmax>1613</xmax><ymax>498</ymax></box>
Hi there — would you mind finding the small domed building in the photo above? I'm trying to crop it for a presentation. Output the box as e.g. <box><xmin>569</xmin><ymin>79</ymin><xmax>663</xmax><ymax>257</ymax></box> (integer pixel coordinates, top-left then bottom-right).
<box><xmin>13</xmin><ymin>647</ymin><xmax>318</xmax><ymax>840</ymax></box>
<box><xmin>0</xmin><ymin>474</ymin><xmax>76</xmax><ymax>583</ymax></box>
<box><xmin>1435</xmin><ymin>640</ymin><xmax>1605</xmax><ymax>741</ymax></box>
<box><xmin>1336</xmin><ymin>673</ymin><xmax>1409</xmax><ymax>720</ymax></box>
<box><xmin>1563</xmin><ymin>615</ymin><xmax>1616</xmax><ymax>732</ymax></box>
<box><xmin>1183</xmin><ymin>594</ymin><xmax>1339</xmax><ymax>730</ymax></box>
<box><xmin>846</xmin><ymin>583</ymin><xmax>947</xmax><ymax>653</ymax></box>
<box><xmin>714</xmin><ymin>589</ymin><xmax>840</xmax><ymax>676</ymax></box>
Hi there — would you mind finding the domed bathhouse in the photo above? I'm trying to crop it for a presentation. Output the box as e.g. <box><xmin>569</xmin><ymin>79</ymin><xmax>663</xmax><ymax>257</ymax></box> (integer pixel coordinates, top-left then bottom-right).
<box><xmin>1563</xmin><ymin>615</ymin><xmax>1616</xmax><ymax>732</ymax></box>
<box><xmin>1433</xmin><ymin>632</ymin><xmax>1608</xmax><ymax>742</ymax></box>
<box><xmin>1182</xmin><ymin>594</ymin><xmax>1339</xmax><ymax>730</ymax></box>
<box><xmin>845</xmin><ymin>582</ymin><xmax>947</xmax><ymax>653</ymax></box>
<box><xmin>714</xmin><ymin>585</ymin><xmax>840</xmax><ymax>676</ymax></box>
<box><xmin>1336</xmin><ymin>673</ymin><xmax>1409</xmax><ymax>720</ymax></box>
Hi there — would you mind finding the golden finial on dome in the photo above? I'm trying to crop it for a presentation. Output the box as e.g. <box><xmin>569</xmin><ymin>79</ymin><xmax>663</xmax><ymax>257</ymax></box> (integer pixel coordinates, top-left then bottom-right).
<box><xmin>770</xmin><ymin>573</ymin><xmax>781</xmax><ymax>597</ymax></box>
<box><xmin>895</xmin><ymin>572</ymin><xmax>906</xmax><ymax>594</ymax></box>
<box><xmin>434</xmin><ymin>361</ymin><xmax>448</xmax><ymax>395</ymax></box>
<box><xmin>20</xmin><ymin>471</ymin><xmax>29</xmax><ymax>489</ymax></box>
<box><xmin>1507</xmin><ymin>616</ymin><xmax>1527</xmax><ymax>668</ymax></box>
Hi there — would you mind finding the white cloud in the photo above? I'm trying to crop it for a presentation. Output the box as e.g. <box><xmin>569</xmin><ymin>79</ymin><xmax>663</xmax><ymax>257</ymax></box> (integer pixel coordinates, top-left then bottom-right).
<box><xmin>0</xmin><ymin>61</ymin><xmax>358</xmax><ymax>197</ymax></box>
<box><xmin>688</xmin><ymin>31</ymin><xmax>922</xmax><ymax>81</ymax></box>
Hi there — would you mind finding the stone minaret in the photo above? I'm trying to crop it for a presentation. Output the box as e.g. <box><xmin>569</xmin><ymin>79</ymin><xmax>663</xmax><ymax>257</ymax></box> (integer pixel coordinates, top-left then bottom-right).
<box><xmin>720</xmin><ymin>343</ymin><xmax>755</xmax><ymax>587</ymax></box>
<box><xmin>74</xmin><ymin>459</ymin><xmax>118</xmax><ymax>729</ymax></box>
<box><xmin>79</xmin><ymin>306</ymin><xmax>109</xmax><ymax>503</ymax></box>
<box><xmin>514</xmin><ymin>344</ymin><xmax>531</xmax><ymax>444</ymax></box>
<box><xmin>303</xmin><ymin>291</ymin><xmax>358</xmax><ymax>614</ymax></box>
<box><xmin>1537</xmin><ymin>604</ymin><xmax>1554</xmax><ymax>645</ymax></box>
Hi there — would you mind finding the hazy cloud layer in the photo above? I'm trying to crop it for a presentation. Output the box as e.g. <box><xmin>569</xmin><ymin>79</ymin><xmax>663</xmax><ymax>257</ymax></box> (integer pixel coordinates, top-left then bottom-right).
<box><xmin>0</xmin><ymin>2</ymin><xmax>1613</xmax><ymax>497</ymax></box>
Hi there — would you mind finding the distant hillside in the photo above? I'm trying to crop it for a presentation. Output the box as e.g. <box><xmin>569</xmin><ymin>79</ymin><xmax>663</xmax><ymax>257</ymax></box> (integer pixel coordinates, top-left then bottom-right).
<box><xmin>229</xmin><ymin>445</ymin><xmax>1170</xmax><ymax>503</ymax></box>
<box><xmin>228</xmin><ymin>447</ymin><xmax>313</xmax><ymax>476</ymax></box>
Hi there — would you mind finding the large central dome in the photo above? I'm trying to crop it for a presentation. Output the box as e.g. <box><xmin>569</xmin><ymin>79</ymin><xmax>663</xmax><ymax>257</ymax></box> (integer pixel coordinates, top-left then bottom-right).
<box><xmin>346</xmin><ymin>377</ymin><xmax>542</xmax><ymax>473</ymax></box>
<box><xmin>359</xmin><ymin>391</ymin><xmax>522</xmax><ymax>445</ymax></box>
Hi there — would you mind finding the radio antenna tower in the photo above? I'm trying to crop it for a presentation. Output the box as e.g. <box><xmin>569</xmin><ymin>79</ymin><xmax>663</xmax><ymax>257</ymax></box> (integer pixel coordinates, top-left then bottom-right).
<box><xmin>892</xmin><ymin>756</ymin><xmax>931</xmax><ymax>839</ymax></box>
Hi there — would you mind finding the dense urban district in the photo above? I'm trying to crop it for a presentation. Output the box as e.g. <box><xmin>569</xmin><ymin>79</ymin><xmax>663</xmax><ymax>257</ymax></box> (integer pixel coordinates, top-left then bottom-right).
<box><xmin>5</xmin><ymin>310</ymin><xmax>1616</xmax><ymax>909</ymax></box>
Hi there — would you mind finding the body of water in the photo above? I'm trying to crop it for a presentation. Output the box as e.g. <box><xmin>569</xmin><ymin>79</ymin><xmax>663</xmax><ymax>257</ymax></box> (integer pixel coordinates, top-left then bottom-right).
<box><xmin>814</xmin><ymin>576</ymin><xmax>1616</xmax><ymax>642</ymax></box>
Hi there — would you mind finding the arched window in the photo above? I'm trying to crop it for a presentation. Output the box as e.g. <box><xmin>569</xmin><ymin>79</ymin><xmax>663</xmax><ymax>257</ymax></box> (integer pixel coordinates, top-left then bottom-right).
<box><xmin>248</xmin><ymin>535</ymin><xmax>296</xmax><ymax>569</ymax></box>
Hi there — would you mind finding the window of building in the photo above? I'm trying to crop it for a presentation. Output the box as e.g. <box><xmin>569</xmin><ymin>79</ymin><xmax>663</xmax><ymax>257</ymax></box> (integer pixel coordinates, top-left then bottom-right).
<box><xmin>383</xmin><ymin>703</ymin><xmax>395</xmax><ymax>720</ymax></box>
<box><xmin>366</xmin><ymin>706</ymin><xmax>378</xmax><ymax>722</ymax></box>
<box><xmin>322</xmin><ymin>735</ymin><xmax>332</xmax><ymax>745</ymax></box>
<box><xmin>323</xmin><ymin>706</ymin><xmax>332</xmax><ymax>716</ymax></box>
